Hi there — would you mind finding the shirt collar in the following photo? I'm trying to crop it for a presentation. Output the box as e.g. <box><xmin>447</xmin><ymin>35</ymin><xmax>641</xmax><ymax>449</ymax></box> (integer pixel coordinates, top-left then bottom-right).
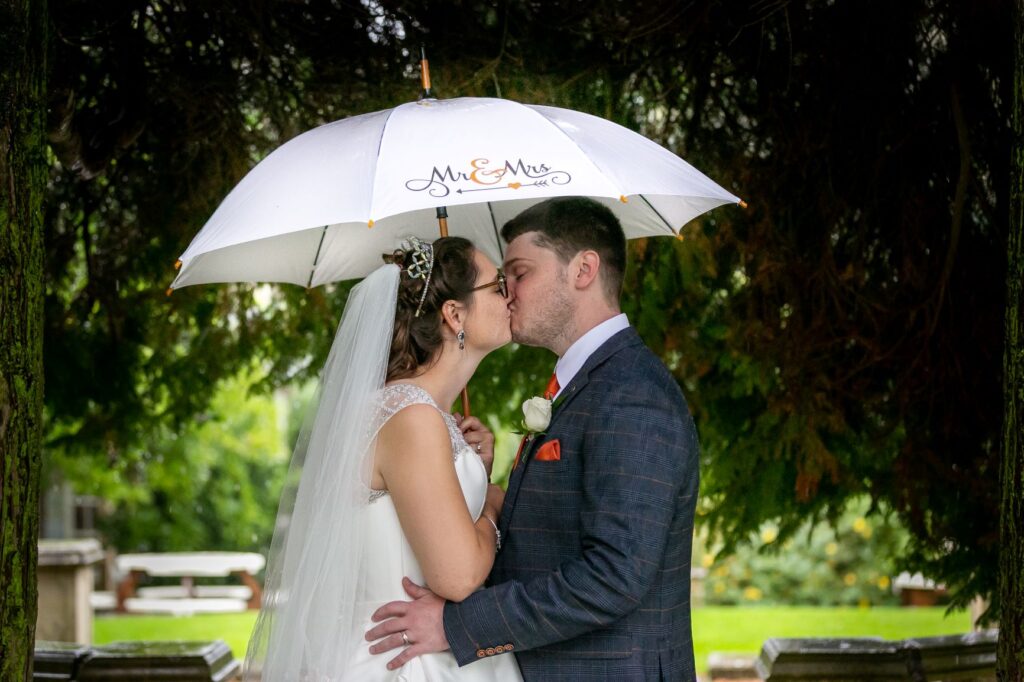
<box><xmin>553</xmin><ymin>313</ymin><xmax>630</xmax><ymax>399</ymax></box>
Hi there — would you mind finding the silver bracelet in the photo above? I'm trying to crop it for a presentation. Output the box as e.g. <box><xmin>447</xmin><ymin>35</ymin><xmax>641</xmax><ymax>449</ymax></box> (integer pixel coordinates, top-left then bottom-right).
<box><xmin>482</xmin><ymin>515</ymin><xmax>502</xmax><ymax>553</ymax></box>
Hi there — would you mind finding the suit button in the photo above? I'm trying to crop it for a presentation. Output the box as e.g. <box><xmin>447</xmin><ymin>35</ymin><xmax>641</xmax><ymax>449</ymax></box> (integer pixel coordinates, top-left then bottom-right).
<box><xmin>476</xmin><ymin>649</ymin><xmax>485</xmax><ymax>658</ymax></box>
<box><xmin>494</xmin><ymin>645</ymin><xmax>505</xmax><ymax>653</ymax></box>
<box><xmin>486</xmin><ymin>647</ymin><xmax>495</xmax><ymax>656</ymax></box>
<box><xmin>506</xmin><ymin>643</ymin><xmax>514</xmax><ymax>650</ymax></box>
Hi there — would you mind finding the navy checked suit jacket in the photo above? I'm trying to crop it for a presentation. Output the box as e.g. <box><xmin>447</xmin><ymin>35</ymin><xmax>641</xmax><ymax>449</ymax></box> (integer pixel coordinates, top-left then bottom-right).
<box><xmin>443</xmin><ymin>327</ymin><xmax>700</xmax><ymax>681</ymax></box>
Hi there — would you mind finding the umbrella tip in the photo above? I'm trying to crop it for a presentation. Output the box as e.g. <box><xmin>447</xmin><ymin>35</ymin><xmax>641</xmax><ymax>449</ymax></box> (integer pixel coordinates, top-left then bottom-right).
<box><xmin>738</xmin><ymin>199</ymin><xmax>749</xmax><ymax>209</ymax></box>
<box><xmin>675</xmin><ymin>232</ymin><xmax>685</xmax><ymax>241</ymax></box>
<box><xmin>619</xmin><ymin>195</ymin><xmax>629</xmax><ymax>203</ymax></box>
<box><xmin>165</xmin><ymin>287</ymin><xmax>174</xmax><ymax>297</ymax></box>
<box><xmin>419</xmin><ymin>45</ymin><xmax>434</xmax><ymax>99</ymax></box>
<box><xmin>174</xmin><ymin>259</ymin><xmax>182</xmax><ymax>270</ymax></box>
<box><xmin>368</xmin><ymin>219</ymin><xmax>375</xmax><ymax>228</ymax></box>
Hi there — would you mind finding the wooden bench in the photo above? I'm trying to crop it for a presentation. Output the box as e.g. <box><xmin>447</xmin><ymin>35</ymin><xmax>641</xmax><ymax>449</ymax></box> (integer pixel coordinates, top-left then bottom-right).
<box><xmin>115</xmin><ymin>551</ymin><xmax>265</xmax><ymax>613</ymax></box>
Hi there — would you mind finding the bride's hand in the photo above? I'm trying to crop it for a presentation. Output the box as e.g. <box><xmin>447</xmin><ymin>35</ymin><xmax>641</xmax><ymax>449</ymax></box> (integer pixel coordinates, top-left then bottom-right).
<box><xmin>454</xmin><ymin>414</ymin><xmax>495</xmax><ymax>476</ymax></box>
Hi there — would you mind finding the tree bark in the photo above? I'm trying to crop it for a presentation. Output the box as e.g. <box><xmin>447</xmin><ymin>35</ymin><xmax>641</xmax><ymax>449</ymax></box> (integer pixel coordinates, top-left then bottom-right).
<box><xmin>999</xmin><ymin>1</ymin><xmax>1024</xmax><ymax>679</ymax></box>
<box><xmin>0</xmin><ymin>0</ymin><xmax>48</xmax><ymax>678</ymax></box>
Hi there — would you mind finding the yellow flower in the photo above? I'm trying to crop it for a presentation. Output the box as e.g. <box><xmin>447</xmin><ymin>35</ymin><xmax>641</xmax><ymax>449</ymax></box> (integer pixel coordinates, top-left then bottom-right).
<box><xmin>825</xmin><ymin>542</ymin><xmax>839</xmax><ymax>556</ymax></box>
<box><xmin>714</xmin><ymin>566</ymin><xmax>730</xmax><ymax>578</ymax></box>
<box><xmin>852</xmin><ymin>517</ymin><xmax>868</xmax><ymax>533</ymax></box>
<box><xmin>743</xmin><ymin>587</ymin><xmax>763</xmax><ymax>601</ymax></box>
<box><xmin>877</xmin><ymin>575</ymin><xmax>891</xmax><ymax>590</ymax></box>
<box><xmin>761</xmin><ymin>527</ymin><xmax>778</xmax><ymax>544</ymax></box>
<box><xmin>701</xmin><ymin>554</ymin><xmax>714</xmax><ymax>568</ymax></box>
<box><xmin>844</xmin><ymin>572</ymin><xmax>857</xmax><ymax>586</ymax></box>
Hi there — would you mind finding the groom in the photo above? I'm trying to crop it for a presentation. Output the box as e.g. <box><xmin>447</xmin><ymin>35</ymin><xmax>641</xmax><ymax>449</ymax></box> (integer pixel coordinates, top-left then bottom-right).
<box><xmin>367</xmin><ymin>197</ymin><xmax>700</xmax><ymax>680</ymax></box>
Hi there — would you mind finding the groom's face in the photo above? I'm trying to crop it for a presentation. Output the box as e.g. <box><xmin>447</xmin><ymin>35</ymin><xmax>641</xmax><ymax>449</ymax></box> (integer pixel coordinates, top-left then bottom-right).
<box><xmin>503</xmin><ymin>232</ymin><xmax>573</xmax><ymax>351</ymax></box>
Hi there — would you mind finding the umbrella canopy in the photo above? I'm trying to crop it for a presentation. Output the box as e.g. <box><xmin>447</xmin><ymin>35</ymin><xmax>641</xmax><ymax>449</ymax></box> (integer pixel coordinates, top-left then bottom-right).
<box><xmin>171</xmin><ymin>97</ymin><xmax>741</xmax><ymax>290</ymax></box>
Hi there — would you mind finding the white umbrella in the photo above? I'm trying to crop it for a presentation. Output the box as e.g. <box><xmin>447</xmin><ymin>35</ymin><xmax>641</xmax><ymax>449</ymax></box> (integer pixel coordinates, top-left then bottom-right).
<box><xmin>170</xmin><ymin>96</ymin><xmax>743</xmax><ymax>291</ymax></box>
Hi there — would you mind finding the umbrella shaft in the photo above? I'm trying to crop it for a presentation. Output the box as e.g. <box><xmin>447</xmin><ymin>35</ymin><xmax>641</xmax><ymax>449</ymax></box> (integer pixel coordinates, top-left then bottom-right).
<box><xmin>436</xmin><ymin>205</ymin><xmax>449</xmax><ymax>237</ymax></box>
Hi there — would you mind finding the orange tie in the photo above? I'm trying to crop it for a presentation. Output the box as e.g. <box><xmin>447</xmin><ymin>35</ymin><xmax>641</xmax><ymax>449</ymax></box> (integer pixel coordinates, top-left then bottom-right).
<box><xmin>544</xmin><ymin>372</ymin><xmax>560</xmax><ymax>400</ymax></box>
<box><xmin>513</xmin><ymin>372</ymin><xmax>559</xmax><ymax>471</ymax></box>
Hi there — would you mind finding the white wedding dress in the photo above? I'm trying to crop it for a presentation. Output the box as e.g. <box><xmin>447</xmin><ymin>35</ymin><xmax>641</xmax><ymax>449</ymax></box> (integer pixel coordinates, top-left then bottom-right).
<box><xmin>340</xmin><ymin>383</ymin><xmax>523</xmax><ymax>681</ymax></box>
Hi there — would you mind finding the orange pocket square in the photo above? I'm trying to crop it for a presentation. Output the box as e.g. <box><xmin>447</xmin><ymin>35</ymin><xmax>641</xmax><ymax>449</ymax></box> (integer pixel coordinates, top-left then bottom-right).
<box><xmin>535</xmin><ymin>439</ymin><xmax>561</xmax><ymax>462</ymax></box>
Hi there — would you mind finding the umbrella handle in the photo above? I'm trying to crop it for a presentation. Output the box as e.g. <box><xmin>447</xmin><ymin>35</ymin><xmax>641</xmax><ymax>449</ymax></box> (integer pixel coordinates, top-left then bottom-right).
<box><xmin>460</xmin><ymin>387</ymin><xmax>471</xmax><ymax>417</ymax></box>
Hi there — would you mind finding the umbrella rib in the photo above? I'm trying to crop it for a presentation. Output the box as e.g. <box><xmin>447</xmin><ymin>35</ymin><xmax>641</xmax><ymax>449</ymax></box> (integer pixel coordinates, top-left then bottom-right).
<box><xmin>366</xmin><ymin>106</ymin><xmax>399</xmax><ymax>223</ymax></box>
<box><xmin>524</xmin><ymin>105</ymin><xmax>626</xmax><ymax>198</ymax></box>
<box><xmin>638</xmin><ymin>195</ymin><xmax>679</xmax><ymax>237</ymax></box>
<box><xmin>487</xmin><ymin>202</ymin><xmax>504</xmax><ymax>259</ymax></box>
<box><xmin>306</xmin><ymin>226</ymin><xmax>328</xmax><ymax>288</ymax></box>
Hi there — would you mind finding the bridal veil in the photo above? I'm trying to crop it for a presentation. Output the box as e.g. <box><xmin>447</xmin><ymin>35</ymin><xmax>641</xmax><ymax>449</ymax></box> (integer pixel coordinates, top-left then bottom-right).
<box><xmin>244</xmin><ymin>264</ymin><xmax>400</xmax><ymax>681</ymax></box>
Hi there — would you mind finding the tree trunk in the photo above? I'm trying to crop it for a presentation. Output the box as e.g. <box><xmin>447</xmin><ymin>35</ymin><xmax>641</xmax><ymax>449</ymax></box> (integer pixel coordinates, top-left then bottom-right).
<box><xmin>0</xmin><ymin>0</ymin><xmax>48</xmax><ymax>678</ymax></box>
<box><xmin>999</xmin><ymin>1</ymin><xmax>1024</xmax><ymax>679</ymax></box>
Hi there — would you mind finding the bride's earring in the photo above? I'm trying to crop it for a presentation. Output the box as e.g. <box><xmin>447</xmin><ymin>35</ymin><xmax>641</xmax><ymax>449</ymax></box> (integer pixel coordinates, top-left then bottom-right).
<box><xmin>457</xmin><ymin>329</ymin><xmax>466</xmax><ymax>351</ymax></box>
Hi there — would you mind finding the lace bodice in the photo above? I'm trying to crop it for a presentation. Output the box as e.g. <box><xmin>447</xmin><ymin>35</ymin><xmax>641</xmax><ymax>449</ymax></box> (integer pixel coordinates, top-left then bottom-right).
<box><xmin>367</xmin><ymin>383</ymin><xmax>470</xmax><ymax>502</ymax></box>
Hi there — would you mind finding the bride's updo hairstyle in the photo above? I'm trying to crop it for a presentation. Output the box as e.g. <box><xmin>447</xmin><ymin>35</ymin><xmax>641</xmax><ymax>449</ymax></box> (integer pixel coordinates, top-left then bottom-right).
<box><xmin>385</xmin><ymin>236</ymin><xmax>479</xmax><ymax>381</ymax></box>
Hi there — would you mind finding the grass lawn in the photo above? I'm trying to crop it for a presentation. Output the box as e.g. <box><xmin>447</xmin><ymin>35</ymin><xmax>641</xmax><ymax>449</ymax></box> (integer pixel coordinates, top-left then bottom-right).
<box><xmin>95</xmin><ymin>606</ymin><xmax>973</xmax><ymax>673</ymax></box>
<box><xmin>692</xmin><ymin>606</ymin><xmax>972</xmax><ymax>670</ymax></box>
<box><xmin>95</xmin><ymin>612</ymin><xmax>257</xmax><ymax>663</ymax></box>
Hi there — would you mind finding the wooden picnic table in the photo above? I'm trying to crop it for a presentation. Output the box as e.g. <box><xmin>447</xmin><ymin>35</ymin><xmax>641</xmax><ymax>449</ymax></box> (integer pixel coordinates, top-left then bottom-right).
<box><xmin>115</xmin><ymin>551</ymin><xmax>265</xmax><ymax>612</ymax></box>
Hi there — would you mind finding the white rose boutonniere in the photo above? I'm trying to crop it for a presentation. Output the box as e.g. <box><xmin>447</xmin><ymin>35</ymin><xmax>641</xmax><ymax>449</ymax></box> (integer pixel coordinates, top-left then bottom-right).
<box><xmin>521</xmin><ymin>396</ymin><xmax>552</xmax><ymax>434</ymax></box>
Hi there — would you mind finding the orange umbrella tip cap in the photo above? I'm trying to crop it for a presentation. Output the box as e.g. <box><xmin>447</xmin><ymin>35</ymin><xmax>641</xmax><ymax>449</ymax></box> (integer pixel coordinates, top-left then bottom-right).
<box><xmin>165</xmin><ymin>287</ymin><xmax>174</xmax><ymax>297</ymax></box>
<box><xmin>619</xmin><ymin>195</ymin><xmax>629</xmax><ymax>203</ymax></box>
<box><xmin>738</xmin><ymin>199</ymin><xmax>749</xmax><ymax>209</ymax></box>
<box><xmin>368</xmin><ymin>219</ymin><xmax>375</xmax><ymax>228</ymax></box>
<box><xmin>174</xmin><ymin>259</ymin><xmax>182</xmax><ymax>270</ymax></box>
<box><xmin>675</xmin><ymin>232</ymin><xmax>685</xmax><ymax>241</ymax></box>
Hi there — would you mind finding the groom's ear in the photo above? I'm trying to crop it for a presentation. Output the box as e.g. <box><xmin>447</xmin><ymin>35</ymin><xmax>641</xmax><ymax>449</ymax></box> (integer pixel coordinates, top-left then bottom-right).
<box><xmin>572</xmin><ymin>250</ymin><xmax>602</xmax><ymax>291</ymax></box>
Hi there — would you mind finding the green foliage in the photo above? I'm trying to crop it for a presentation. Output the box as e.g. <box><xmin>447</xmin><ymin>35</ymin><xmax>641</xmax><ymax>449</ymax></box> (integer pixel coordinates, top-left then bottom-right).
<box><xmin>40</xmin><ymin>0</ymin><xmax>1014</xmax><ymax>613</ymax></box>
<box><xmin>701</xmin><ymin>499</ymin><xmax>910</xmax><ymax>607</ymax></box>
<box><xmin>54</xmin><ymin>371</ymin><xmax>288</xmax><ymax>553</ymax></box>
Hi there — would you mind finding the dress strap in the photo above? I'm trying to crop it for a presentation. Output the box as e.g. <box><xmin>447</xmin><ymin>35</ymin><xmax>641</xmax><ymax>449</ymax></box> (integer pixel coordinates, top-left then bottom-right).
<box><xmin>369</xmin><ymin>383</ymin><xmax>443</xmax><ymax>437</ymax></box>
<box><xmin>367</xmin><ymin>384</ymin><xmax>468</xmax><ymax>503</ymax></box>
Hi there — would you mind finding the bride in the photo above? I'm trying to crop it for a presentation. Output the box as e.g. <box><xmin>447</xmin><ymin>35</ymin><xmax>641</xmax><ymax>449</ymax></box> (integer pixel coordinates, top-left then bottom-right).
<box><xmin>243</xmin><ymin>237</ymin><xmax>523</xmax><ymax>681</ymax></box>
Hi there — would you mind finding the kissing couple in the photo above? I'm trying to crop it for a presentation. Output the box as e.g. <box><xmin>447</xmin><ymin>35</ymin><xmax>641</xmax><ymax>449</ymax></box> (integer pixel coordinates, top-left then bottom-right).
<box><xmin>243</xmin><ymin>197</ymin><xmax>701</xmax><ymax>681</ymax></box>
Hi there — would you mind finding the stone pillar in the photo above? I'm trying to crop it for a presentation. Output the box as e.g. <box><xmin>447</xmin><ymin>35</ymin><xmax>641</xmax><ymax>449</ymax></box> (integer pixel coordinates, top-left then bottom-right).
<box><xmin>969</xmin><ymin>596</ymin><xmax>991</xmax><ymax>631</ymax></box>
<box><xmin>36</xmin><ymin>539</ymin><xmax>103</xmax><ymax>643</ymax></box>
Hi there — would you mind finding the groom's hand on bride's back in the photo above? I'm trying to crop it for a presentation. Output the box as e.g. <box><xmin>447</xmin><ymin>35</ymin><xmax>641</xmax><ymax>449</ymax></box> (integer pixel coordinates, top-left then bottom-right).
<box><xmin>366</xmin><ymin>577</ymin><xmax>449</xmax><ymax>670</ymax></box>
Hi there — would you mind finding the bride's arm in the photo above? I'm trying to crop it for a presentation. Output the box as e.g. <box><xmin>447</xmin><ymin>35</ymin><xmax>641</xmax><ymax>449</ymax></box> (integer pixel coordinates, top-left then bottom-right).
<box><xmin>375</xmin><ymin>404</ymin><xmax>499</xmax><ymax>602</ymax></box>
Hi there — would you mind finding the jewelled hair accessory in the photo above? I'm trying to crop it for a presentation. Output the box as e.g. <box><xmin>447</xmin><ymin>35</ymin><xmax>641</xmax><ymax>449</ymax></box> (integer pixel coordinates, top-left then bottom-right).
<box><xmin>401</xmin><ymin>237</ymin><xmax>434</xmax><ymax>317</ymax></box>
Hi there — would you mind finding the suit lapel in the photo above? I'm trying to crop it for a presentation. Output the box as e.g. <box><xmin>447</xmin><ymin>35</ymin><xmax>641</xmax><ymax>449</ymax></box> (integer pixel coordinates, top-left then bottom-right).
<box><xmin>547</xmin><ymin>327</ymin><xmax>642</xmax><ymax>427</ymax></box>
<box><xmin>500</xmin><ymin>328</ymin><xmax>643</xmax><ymax>537</ymax></box>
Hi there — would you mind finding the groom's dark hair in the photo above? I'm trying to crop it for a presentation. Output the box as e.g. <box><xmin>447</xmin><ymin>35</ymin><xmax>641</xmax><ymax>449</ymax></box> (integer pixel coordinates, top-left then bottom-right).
<box><xmin>501</xmin><ymin>197</ymin><xmax>626</xmax><ymax>303</ymax></box>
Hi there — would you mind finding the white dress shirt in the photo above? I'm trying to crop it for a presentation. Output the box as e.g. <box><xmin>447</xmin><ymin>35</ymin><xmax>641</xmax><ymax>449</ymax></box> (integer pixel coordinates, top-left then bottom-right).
<box><xmin>552</xmin><ymin>313</ymin><xmax>630</xmax><ymax>400</ymax></box>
